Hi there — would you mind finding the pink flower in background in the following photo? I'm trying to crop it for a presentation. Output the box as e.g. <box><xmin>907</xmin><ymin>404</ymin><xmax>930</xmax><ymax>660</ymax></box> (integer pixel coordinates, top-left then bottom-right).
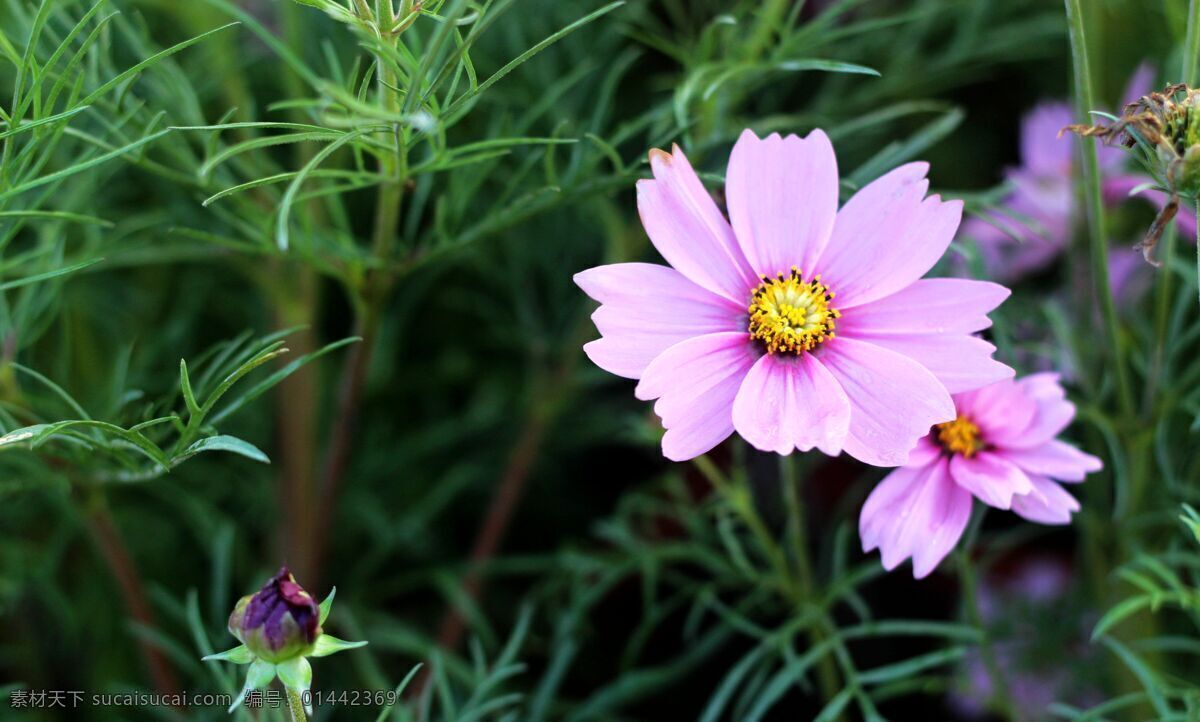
<box><xmin>1102</xmin><ymin>161</ymin><xmax>1199</xmax><ymax>246</ymax></box>
<box><xmin>1106</xmin><ymin>249</ymin><xmax>1153</xmax><ymax>303</ymax></box>
<box><xmin>961</xmin><ymin>103</ymin><xmax>1077</xmax><ymax>281</ymax></box>
<box><xmin>860</xmin><ymin>374</ymin><xmax>1102</xmax><ymax>578</ymax></box>
<box><xmin>576</xmin><ymin>129</ymin><xmax>1012</xmax><ymax>465</ymax></box>
<box><xmin>963</xmin><ymin>64</ymin><xmax>1195</xmax><ymax>282</ymax></box>
<box><xmin>949</xmin><ymin>554</ymin><xmax>1101</xmax><ymax>720</ymax></box>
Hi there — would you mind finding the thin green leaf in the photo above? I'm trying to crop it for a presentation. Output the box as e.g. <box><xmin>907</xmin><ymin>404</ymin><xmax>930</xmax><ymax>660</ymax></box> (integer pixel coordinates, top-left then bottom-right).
<box><xmin>179</xmin><ymin>435</ymin><xmax>270</xmax><ymax>464</ymax></box>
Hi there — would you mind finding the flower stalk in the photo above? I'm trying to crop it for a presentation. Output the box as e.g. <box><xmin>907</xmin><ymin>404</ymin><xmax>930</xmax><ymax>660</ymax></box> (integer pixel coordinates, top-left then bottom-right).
<box><xmin>694</xmin><ymin>455</ymin><xmax>843</xmax><ymax>713</ymax></box>
<box><xmin>956</xmin><ymin>519</ymin><xmax>1019</xmax><ymax>721</ymax></box>
<box><xmin>780</xmin><ymin>455</ymin><xmax>841</xmax><ymax>715</ymax></box>
<box><xmin>1184</xmin><ymin>0</ymin><xmax>1200</xmax><ymax>87</ymax></box>
<box><xmin>1190</xmin><ymin>0</ymin><xmax>1200</xmax><ymax>310</ymax></box>
<box><xmin>1063</xmin><ymin>0</ymin><xmax>1136</xmax><ymax>416</ymax></box>
<box><xmin>286</xmin><ymin>687</ymin><xmax>308</xmax><ymax>722</ymax></box>
<box><xmin>311</xmin><ymin>0</ymin><xmax>412</xmax><ymax>584</ymax></box>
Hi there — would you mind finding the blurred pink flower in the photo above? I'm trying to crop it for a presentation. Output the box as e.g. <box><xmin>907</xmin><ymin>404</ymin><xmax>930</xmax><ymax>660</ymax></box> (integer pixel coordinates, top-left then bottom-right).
<box><xmin>576</xmin><ymin>130</ymin><xmax>1013</xmax><ymax>465</ymax></box>
<box><xmin>961</xmin><ymin>103</ymin><xmax>1077</xmax><ymax>281</ymax></box>
<box><xmin>1106</xmin><ymin>249</ymin><xmax>1153</xmax><ymax>303</ymax></box>
<box><xmin>963</xmin><ymin>64</ymin><xmax>1196</xmax><ymax>282</ymax></box>
<box><xmin>950</xmin><ymin>554</ymin><xmax>1100</xmax><ymax>720</ymax></box>
<box><xmin>859</xmin><ymin>374</ymin><xmax>1102</xmax><ymax>578</ymax></box>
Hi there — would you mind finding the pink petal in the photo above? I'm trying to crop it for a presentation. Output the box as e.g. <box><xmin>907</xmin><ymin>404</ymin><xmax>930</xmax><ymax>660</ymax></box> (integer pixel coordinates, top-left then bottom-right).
<box><xmin>948</xmin><ymin>451</ymin><xmax>1034</xmax><ymax>510</ymax></box>
<box><xmin>731</xmin><ymin>353</ymin><xmax>851</xmax><ymax>456</ymax></box>
<box><xmin>959</xmin><ymin>210</ymin><xmax>1009</xmax><ymax>242</ymax></box>
<box><xmin>1127</xmin><ymin>183</ymin><xmax>1197</xmax><ymax>240</ymax></box>
<box><xmin>818</xmin><ymin>337</ymin><xmax>955</xmax><ymax>467</ymax></box>
<box><xmin>1001</xmin><ymin>374</ymin><xmax>1077</xmax><ymax>449</ymax></box>
<box><xmin>837</xmin><ymin>279</ymin><xmax>1010</xmax><ymax>336</ymax></box>
<box><xmin>1019</xmin><ymin>103</ymin><xmax>1074</xmax><ymax>176</ymax></box>
<box><xmin>1101</xmin><ymin>173</ymin><xmax>1150</xmax><ymax>206</ymax></box>
<box><xmin>1121</xmin><ymin>62</ymin><xmax>1155</xmax><ymax>107</ymax></box>
<box><xmin>725</xmin><ymin>129</ymin><xmax>839</xmax><ymax>278</ymax></box>
<box><xmin>955</xmin><ymin>380</ymin><xmax>1038</xmax><ymax>447</ymax></box>
<box><xmin>635</xmin><ymin>332</ymin><xmax>757</xmax><ymax>461</ymax></box>
<box><xmin>905</xmin><ymin>437</ymin><xmax>943</xmax><ymax>467</ymax></box>
<box><xmin>1099</xmin><ymin>63</ymin><xmax>1155</xmax><ymax>176</ymax></box>
<box><xmin>637</xmin><ymin>145</ymin><xmax>758</xmax><ymax>302</ymax></box>
<box><xmin>860</xmin><ymin>458</ymin><xmax>973</xmax><ymax>579</ymax></box>
<box><xmin>1108</xmin><ymin>249</ymin><xmax>1151</xmax><ymax>302</ymax></box>
<box><xmin>1000</xmin><ymin>169</ymin><xmax>1074</xmax><ymax>243</ymax></box>
<box><xmin>997</xmin><ymin>440</ymin><xmax>1102</xmax><ymax>482</ymax></box>
<box><xmin>1011</xmin><ymin>474</ymin><xmax>1080</xmax><ymax>525</ymax></box>
<box><xmin>575</xmin><ymin>263</ymin><xmax>742</xmax><ymax>378</ymax></box>
<box><xmin>1104</xmin><ymin>172</ymin><xmax>1200</xmax><ymax>239</ymax></box>
<box><xmin>1005</xmin><ymin>399</ymin><xmax>1074</xmax><ymax>448</ymax></box>
<box><xmin>847</xmin><ymin>333</ymin><xmax>1013</xmax><ymax>394</ymax></box>
<box><xmin>965</xmin><ymin>171</ymin><xmax>1073</xmax><ymax>283</ymax></box>
<box><xmin>860</xmin><ymin>464</ymin><xmax>921</xmax><ymax>565</ymax></box>
<box><xmin>817</xmin><ymin>163</ymin><xmax>963</xmax><ymax>308</ymax></box>
<box><xmin>911</xmin><ymin>463</ymin><xmax>975</xmax><ymax>578</ymax></box>
<box><xmin>1017</xmin><ymin>372</ymin><xmax>1066</xmax><ymax>402</ymax></box>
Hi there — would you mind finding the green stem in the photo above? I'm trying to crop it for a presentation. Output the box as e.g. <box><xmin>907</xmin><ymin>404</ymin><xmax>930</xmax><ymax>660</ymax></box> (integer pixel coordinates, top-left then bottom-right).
<box><xmin>779</xmin><ymin>455</ymin><xmax>841</xmax><ymax>717</ymax></box>
<box><xmin>822</xmin><ymin>617</ymin><xmax>883</xmax><ymax>719</ymax></box>
<box><xmin>693</xmin><ymin>455</ymin><xmax>792</xmax><ymax>595</ymax></box>
<box><xmin>286</xmin><ymin>687</ymin><xmax>307</xmax><ymax>722</ymax></box>
<box><xmin>1064</xmin><ymin>0</ymin><xmax>1135</xmax><ymax>417</ymax></box>
<box><xmin>311</xmin><ymin>14</ymin><xmax>409</xmax><ymax>583</ymax></box>
<box><xmin>1189</xmin><ymin>0</ymin><xmax>1200</xmax><ymax>312</ymax></box>
<box><xmin>1183</xmin><ymin>0</ymin><xmax>1200</xmax><ymax>86</ymax></box>
<box><xmin>743</xmin><ymin>0</ymin><xmax>790</xmax><ymax>61</ymax></box>
<box><xmin>956</xmin><ymin>545</ymin><xmax>1018</xmax><ymax>720</ymax></box>
<box><xmin>780</xmin><ymin>456</ymin><xmax>815</xmax><ymax>602</ymax></box>
<box><xmin>697</xmin><ymin>454</ymin><xmax>846</xmax><ymax>714</ymax></box>
<box><xmin>1148</xmin><ymin>223</ymin><xmax>1177</xmax><ymax>409</ymax></box>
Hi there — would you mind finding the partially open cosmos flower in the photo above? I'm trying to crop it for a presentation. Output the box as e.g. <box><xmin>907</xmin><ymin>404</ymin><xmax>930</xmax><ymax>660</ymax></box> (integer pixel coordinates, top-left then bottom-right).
<box><xmin>576</xmin><ymin>129</ymin><xmax>1013</xmax><ymax>465</ymax></box>
<box><xmin>860</xmin><ymin>374</ymin><xmax>1102</xmax><ymax>578</ymax></box>
<box><xmin>204</xmin><ymin>566</ymin><xmax>367</xmax><ymax>714</ymax></box>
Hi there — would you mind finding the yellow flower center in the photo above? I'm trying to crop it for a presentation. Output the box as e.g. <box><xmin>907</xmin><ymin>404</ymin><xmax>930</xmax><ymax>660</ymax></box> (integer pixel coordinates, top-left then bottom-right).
<box><xmin>936</xmin><ymin>415</ymin><xmax>984</xmax><ymax>457</ymax></box>
<box><xmin>748</xmin><ymin>267</ymin><xmax>839</xmax><ymax>355</ymax></box>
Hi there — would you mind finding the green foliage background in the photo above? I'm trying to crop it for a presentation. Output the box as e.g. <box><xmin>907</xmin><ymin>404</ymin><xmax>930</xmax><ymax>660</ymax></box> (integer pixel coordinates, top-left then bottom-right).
<box><xmin>1</xmin><ymin>0</ymin><xmax>1199</xmax><ymax>720</ymax></box>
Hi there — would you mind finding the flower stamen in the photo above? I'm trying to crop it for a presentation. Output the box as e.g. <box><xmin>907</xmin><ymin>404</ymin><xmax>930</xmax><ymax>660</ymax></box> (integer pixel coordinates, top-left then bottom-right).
<box><xmin>936</xmin><ymin>415</ymin><xmax>984</xmax><ymax>458</ymax></box>
<box><xmin>748</xmin><ymin>267</ymin><xmax>839</xmax><ymax>355</ymax></box>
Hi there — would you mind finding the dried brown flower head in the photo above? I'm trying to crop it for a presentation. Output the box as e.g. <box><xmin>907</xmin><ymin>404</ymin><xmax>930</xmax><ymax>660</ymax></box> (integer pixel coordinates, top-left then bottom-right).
<box><xmin>1066</xmin><ymin>83</ymin><xmax>1200</xmax><ymax>265</ymax></box>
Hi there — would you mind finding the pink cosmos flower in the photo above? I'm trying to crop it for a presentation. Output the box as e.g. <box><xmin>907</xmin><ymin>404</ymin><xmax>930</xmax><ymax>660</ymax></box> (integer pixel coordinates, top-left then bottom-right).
<box><xmin>860</xmin><ymin>374</ymin><xmax>1102</xmax><ymax>578</ymax></box>
<box><xmin>963</xmin><ymin>65</ymin><xmax>1197</xmax><ymax>283</ymax></box>
<box><xmin>575</xmin><ymin>129</ymin><xmax>1013</xmax><ymax>465</ymax></box>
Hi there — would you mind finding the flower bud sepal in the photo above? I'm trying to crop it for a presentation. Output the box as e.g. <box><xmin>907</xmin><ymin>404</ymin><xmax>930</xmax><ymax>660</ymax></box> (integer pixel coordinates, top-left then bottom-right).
<box><xmin>202</xmin><ymin>572</ymin><xmax>368</xmax><ymax>716</ymax></box>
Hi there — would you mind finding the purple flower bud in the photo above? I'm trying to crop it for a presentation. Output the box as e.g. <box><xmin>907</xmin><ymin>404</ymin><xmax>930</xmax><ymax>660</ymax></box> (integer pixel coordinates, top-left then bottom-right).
<box><xmin>228</xmin><ymin>567</ymin><xmax>321</xmax><ymax>663</ymax></box>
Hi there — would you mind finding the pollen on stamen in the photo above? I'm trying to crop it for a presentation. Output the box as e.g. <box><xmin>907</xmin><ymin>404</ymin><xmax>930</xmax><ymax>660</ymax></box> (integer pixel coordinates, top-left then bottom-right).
<box><xmin>747</xmin><ymin>266</ymin><xmax>840</xmax><ymax>355</ymax></box>
<box><xmin>935</xmin><ymin>415</ymin><xmax>984</xmax><ymax>457</ymax></box>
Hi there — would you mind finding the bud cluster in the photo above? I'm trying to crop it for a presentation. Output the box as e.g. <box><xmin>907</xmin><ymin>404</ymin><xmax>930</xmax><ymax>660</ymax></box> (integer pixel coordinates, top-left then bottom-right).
<box><xmin>290</xmin><ymin>0</ymin><xmax>428</xmax><ymax>37</ymax></box>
